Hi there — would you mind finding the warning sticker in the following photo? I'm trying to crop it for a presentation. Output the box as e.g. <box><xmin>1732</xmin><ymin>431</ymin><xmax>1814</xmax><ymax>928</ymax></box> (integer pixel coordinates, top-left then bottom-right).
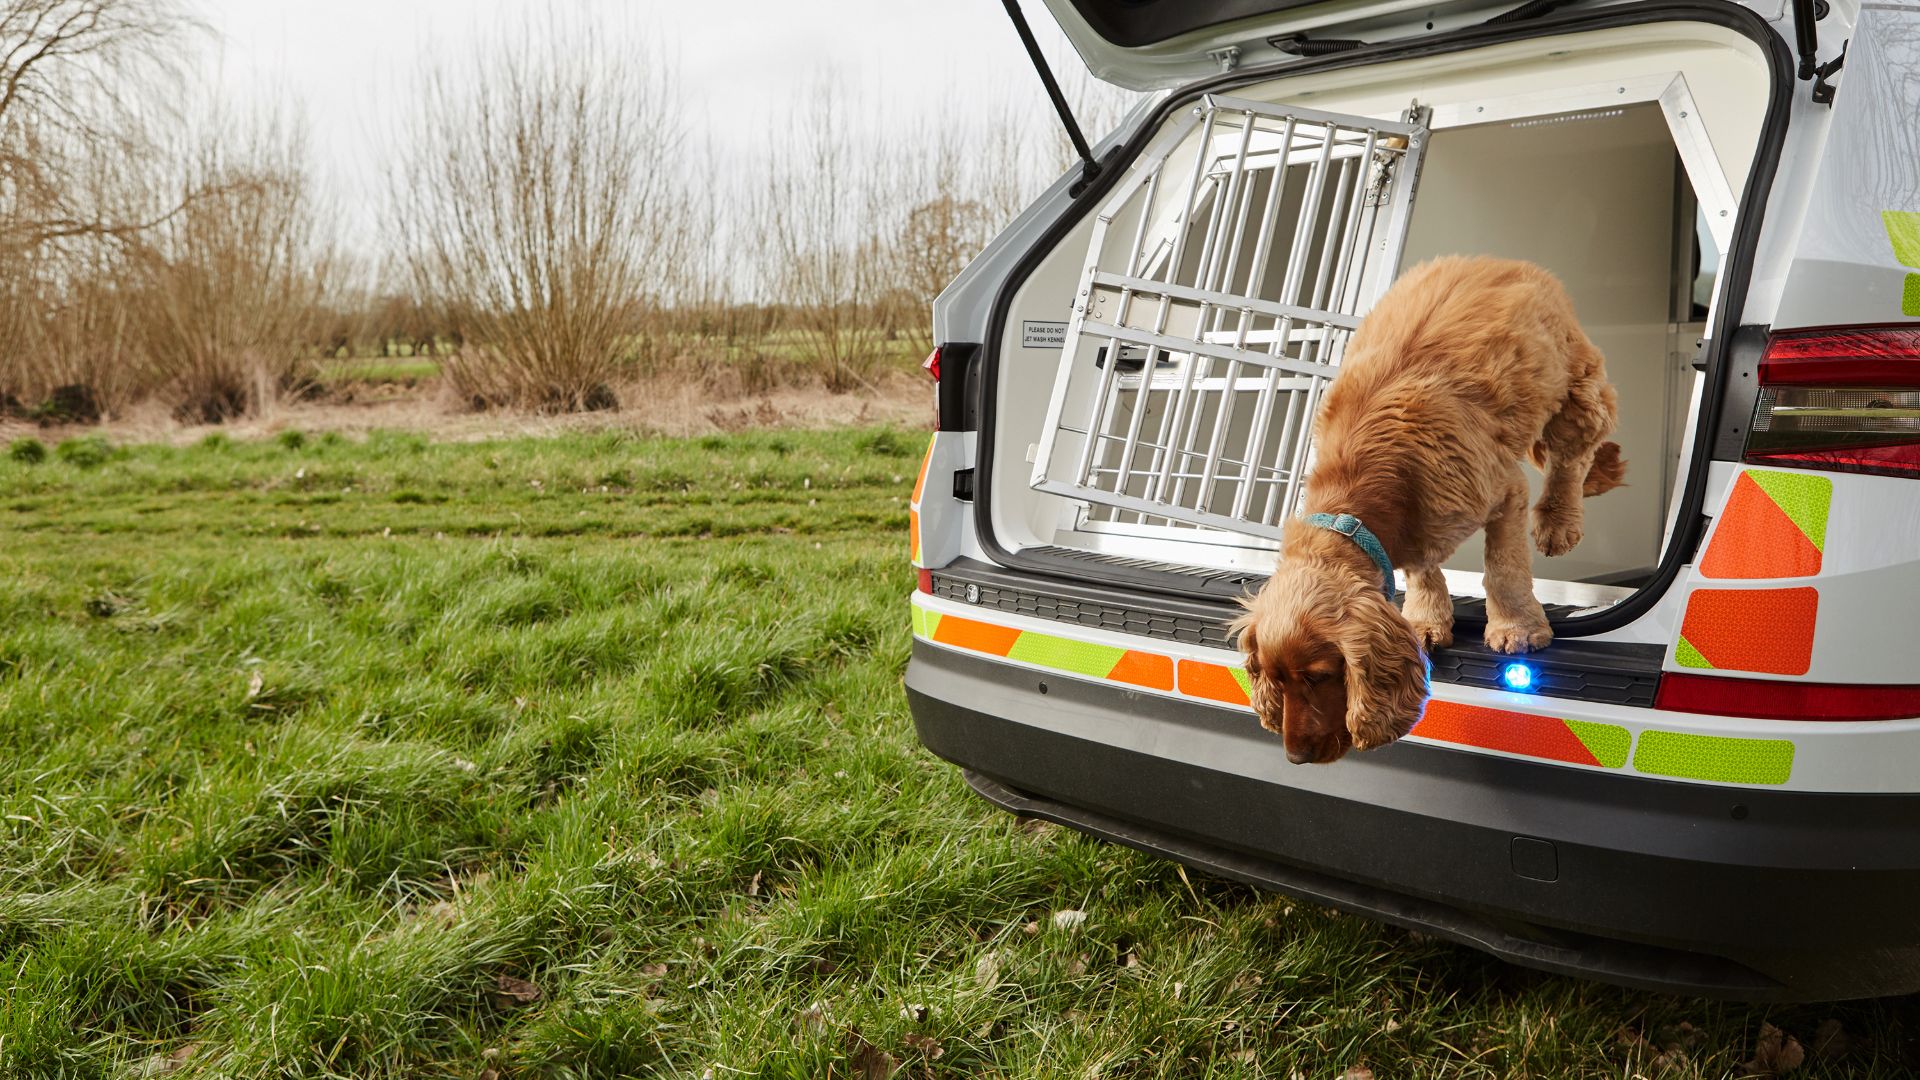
<box><xmin>1022</xmin><ymin>320</ymin><xmax>1069</xmax><ymax>348</ymax></box>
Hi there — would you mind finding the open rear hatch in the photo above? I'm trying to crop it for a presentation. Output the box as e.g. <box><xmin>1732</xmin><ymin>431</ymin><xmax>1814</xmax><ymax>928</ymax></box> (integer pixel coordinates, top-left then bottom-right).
<box><xmin>984</xmin><ymin>3</ymin><xmax>1781</xmax><ymax>631</ymax></box>
<box><xmin>1045</xmin><ymin>0</ymin><xmax>1524</xmax><ymax>88</ymax></box>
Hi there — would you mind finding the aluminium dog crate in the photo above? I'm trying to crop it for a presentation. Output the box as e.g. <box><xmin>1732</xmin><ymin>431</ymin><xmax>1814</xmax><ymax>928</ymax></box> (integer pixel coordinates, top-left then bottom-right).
<box><xmin>1029</xmin><ymin>94</ymin><xmax>1431</xmax><ymax>540</ymax></box>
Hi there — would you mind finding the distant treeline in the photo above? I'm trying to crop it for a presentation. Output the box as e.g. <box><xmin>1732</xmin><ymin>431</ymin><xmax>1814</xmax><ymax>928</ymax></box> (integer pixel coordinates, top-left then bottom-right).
<box><xmin>0</xmin><ymin>0</ymin><xmax>1136</xmax><ymax>422</ymax></box>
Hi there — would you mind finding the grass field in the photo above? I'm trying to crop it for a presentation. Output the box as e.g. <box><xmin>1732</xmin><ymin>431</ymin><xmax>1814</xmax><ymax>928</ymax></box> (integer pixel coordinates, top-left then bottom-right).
<box><xmin>1</xmin><ymin>427</ymin><xmax>1914</xmax><ymax>1078</ymax></box>
<box><xmin>316</xmin><ymin>359</ymin><xmax>446</xmax><ymax>386</ymax></box>
<box><xmin>308</xmin><ymin>330</ymin><xmax>930</xmax><ymax>394</ymax></box>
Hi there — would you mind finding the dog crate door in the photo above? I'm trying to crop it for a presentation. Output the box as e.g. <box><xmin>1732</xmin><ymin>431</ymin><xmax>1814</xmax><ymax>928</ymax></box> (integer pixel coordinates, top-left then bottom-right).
<box><xmin>1031</xmin><ymin>95</ymin><xmax>1431</xmax><ymax>541</ymax></box>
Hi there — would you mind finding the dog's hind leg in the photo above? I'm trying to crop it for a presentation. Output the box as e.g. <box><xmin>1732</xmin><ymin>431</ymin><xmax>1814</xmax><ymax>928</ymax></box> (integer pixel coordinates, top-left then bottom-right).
<box><xmin>1533</xmin><ymin>337</ymin><xmax>1621</xmax><ymax>557</ymax></box>
<box><xmin>1402</xmin><ymin>564</ymin><xmax>1454</xmax><ymax>650</ymax></box>
<box><xmin>1485</xmin><ymin>464</ymin><xmax>1552</xmax><ymax>654</ymax></box>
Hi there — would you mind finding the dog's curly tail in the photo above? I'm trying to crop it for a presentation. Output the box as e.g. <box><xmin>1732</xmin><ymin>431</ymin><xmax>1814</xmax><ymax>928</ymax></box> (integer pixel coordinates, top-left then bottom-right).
<box><xmin>1582</xmin><ymin>440</ymin><xmax>1627</xmax><ymax>496</ymax></box>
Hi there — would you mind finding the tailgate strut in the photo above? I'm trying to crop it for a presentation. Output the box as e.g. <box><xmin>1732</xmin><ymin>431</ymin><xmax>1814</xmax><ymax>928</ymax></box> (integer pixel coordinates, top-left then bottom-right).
<box><xmin>1788</xmin><ymin>0</ymin><xmax>1847</xmax><ymax>105</ymax></box>
<box><xmin>999</xmin><ymin>0</ymin><xmax>1103</xmax><ymax>189</ymax></box>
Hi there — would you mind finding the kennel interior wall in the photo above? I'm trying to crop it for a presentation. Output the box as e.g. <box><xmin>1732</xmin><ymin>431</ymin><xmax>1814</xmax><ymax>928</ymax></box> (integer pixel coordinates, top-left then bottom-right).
<box><xmin>1402</xmin><ymin>101</ymin><xmax>1706</xmax><ymax>586</ymax></box>
<box><xmin>991</xmin><ymin>21</ymin><xmax>1771</xmax><ymax>601</ymax></box>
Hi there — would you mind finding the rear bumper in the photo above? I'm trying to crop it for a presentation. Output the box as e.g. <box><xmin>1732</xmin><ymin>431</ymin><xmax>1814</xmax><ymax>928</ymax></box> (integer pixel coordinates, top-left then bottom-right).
<box><xmin>908</xmin><ymin>640</ymin><xmax>1920</xmax><ymax>1001</ymax></box>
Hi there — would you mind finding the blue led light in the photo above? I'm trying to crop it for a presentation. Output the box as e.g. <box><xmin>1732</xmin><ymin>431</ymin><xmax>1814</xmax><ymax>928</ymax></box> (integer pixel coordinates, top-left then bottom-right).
<box><xmin>1501</xmin><ymin>662</ymin><xmax>1535</xmax><ymax>691</ymax></box>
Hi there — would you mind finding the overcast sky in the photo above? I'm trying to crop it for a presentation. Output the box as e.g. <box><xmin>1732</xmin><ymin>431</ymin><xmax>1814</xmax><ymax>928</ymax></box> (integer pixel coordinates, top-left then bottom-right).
<box><xmin>196</xmin><ymin>1</ymin><xmax>1091</xmax><ymax>235</ymax></box>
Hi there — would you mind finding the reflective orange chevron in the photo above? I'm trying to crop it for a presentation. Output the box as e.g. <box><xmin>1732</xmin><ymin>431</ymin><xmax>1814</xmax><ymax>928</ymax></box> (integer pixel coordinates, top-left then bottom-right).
<box><xmin>1411</xmin><ymin>700</ymin><xmax>1627</xmax><ymax>768</ymax></box>
<box><xmin>1178</xmin><ymin>659</ymin><xmax>1251</xmax><ymax>706</ymax></box>
<box><xmin>912</xmin><ymin>435</ymin><xmax>934</xmax><ymax>505</ymax></box>
<box><xmin>1700</xmin><ymin>470</ymin><xmax>1829</xmax><ymax>579</ymax></box>
<box><xmin>1676</xmin><ymin>587</ymin><xmax>1818</xmax><ymax>675</ymax></box>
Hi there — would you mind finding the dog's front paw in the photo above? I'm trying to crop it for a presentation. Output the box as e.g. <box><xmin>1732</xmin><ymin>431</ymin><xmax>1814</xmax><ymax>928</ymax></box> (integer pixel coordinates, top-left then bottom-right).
<box><xmin>1533</xmin><ymin>502</ymin><xmax>1583</xmax><ymax>557</ymax></box>
<box><xmin>1484</xmin><ymin>618</ymin><xmax>1552</xmax><ymax>654</ymax></box>
<box><xmin>1408</xmin><ymin>619</ymin><xmax>1453</xmax><ymax>650</ymax></box>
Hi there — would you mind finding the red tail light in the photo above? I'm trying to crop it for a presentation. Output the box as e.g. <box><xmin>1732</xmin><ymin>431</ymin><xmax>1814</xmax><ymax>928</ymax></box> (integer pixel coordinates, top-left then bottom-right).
<box><xmin>923</xmin><ymin>348</ymin><xmax>942</xmax><ymax>432</ymax></box>
<box><xmin>1657</xmin><ymin>672</ymin><xmax>1920</xmax><ymax>721</ymax></box>
<box><xmin>1745</xmin><ymin>326</ymin><xmax>1920</xmax><ymax>477</ymax></box>
<box><xmin>916</xmin><ymin>568</ymin><xmax>933</xmax><ymax>595</ymax></box>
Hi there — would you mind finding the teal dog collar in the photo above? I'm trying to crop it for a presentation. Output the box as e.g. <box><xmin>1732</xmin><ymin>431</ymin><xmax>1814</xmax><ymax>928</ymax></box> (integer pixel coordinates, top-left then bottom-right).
<box><xmin>1304</xmin><ymin>512</ymin><xmax>1395</xmax><ymax>598</ymax></box>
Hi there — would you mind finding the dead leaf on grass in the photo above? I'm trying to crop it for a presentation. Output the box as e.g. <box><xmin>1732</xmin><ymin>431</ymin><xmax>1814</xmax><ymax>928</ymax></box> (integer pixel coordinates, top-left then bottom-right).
<box><xmin>902</xmin><ymin>1032</ymin><xmax>944</xmax><ymax>1058</ymax></box>
<box><xmin>1066</xmin><ymin>953</ymin><xmax>1089</xmax><ymax>977</ymax></box>
<box><xmin>797</xmin><ymin>1001</ymin><xmax>833</xmax><ymax>1033</ymax></box>
<box><xmin>1653</xmin><ymin>1020</ymin><xmax>1705</xmax><ymax>1054</ymax></box>
<box><xmin>137</xmin><ymin>1043</ymin><xmax>199</xmax><ymax>1076</ymax></box>
<box><xmin>1021</xmin><ymin>920</ymin><xmax>1040</xmax><ymax>936</ymax></box>
<box><xmin>1342</xmin><ymin>1067</ymin><xmax>1375</xmax><ymax>1080</ymax></box>
<box><xmin>641</xmin><ymin>962</ymin><xmax>668</xmax><ymax>978</ymax></box>
<box><xmin>1743</xmin><ymin>1022</ymin><xmax>1806</xmax><ymax>1076</ymax></box>
<box><xmin>899</xmin><ymin>1003</ymin><xmax>928</xmax><ymax>1022</ymax></box>
<box><xmin>845</xmin><ymin>1030</ymin><xmax>899</xmax><ymax>1079</ymax></box>
<box><xmin>1051</xmin><ymin>909</ymin><xmax>1087</xmax><ymax>930</ymax></box>
<box><xmin>1811</xmin><ymin>1018</ymin><xmax>1849</xmax><ymax>1060</ymax></box>
<box><xmin>974</xmin><ymin>950</ymin><xmax>1005</xmax><ymax>989</ymax></box>
<box><xmin>747</xmin><ymin>870</ymin><xmax>763</xmax><ymax>896</ymax></box>
<box><xmin>492</xmin><ymin>974</ymin><xmax>541</xmax><ymax>1007</ymax></box>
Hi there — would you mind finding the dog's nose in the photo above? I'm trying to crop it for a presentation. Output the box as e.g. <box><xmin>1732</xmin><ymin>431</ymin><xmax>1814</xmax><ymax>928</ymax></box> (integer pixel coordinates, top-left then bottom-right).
<box><xmin>1285</xmin><ymin>747</ymin><xmax>1312</xmax><ymax>765</ymax></box>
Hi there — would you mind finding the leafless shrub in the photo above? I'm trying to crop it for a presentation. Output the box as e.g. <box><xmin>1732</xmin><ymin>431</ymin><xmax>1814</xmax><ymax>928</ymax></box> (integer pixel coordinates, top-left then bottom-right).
<box><xmin>870</xmin><ymin>114</ymin><xmax>1001</xmax><ymax>358</ymax></box>
<box><xmin>755</xmin><ymin>80</ymin><xmax>904</xmax><ymax>395</ymax></box>
<box><xmin>971</xmin><ymin>98</ymin><xmax>1046</xmax><ymax>230</ymax></box>
<box><xmin>113</xmin><ymin>117</ymin><xmax>336</xmax><ymax>421</ymax></box>
<box><xmin>0</xmin><ymin>239</ymin><xmax>138</xmax><ymax>416</ymax></box>
<box><xmin>388</xmin><ymin>18</ymin><xmax>684</xmax><ymax>413</ymax></box>
<box><xmin>0</xmin><ymin>0</ymin><xmax>204</xmax><ymax>415</ymax></box>
<box><xmin>659</xmin><ymin>138</ymin><xmax>736</xmax><ymax>348</ymax></box>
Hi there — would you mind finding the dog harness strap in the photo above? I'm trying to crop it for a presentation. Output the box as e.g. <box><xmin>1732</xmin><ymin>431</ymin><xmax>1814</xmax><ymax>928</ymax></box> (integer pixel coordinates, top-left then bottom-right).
<box><xmin>1304</xmin><ymin>512</ymin><xmax>1396</xmax><ymax>598</ymax></box>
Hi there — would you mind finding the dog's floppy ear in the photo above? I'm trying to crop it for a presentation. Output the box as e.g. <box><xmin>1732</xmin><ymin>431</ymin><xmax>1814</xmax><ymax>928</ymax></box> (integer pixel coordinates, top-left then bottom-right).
<box><xmin>1228</xmin><ymin>603</ymin><xmax>1257</xmax><ymax>664</ymax></box>
<box><xmin>1338</xmin><ymin>589</ymin><xmax>1429</xmax><ymax>750</ymax></box>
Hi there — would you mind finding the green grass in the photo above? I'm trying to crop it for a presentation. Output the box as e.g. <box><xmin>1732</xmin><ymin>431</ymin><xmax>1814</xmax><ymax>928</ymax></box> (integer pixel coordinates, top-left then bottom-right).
<box><xmin>312</xmin><ymin>330</ymin><xmax>928</xmax><ymax>391</ymax></box>
<box><xmin>316</xmin><ymin>358</ymin><xmax>444</xmax><ymax>384</ymax></box>
<box><xmin>0</xmin><ymin>426</ymin><xmax>1913</xmax><ymax>1078</ymax></box>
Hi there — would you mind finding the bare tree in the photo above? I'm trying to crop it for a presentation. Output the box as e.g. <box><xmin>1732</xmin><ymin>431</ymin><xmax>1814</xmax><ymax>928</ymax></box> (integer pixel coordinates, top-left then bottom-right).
<box><xmin>0</xmin><ymin>0</ymin><xmax>200</xmax><ymax>255</ymax></box>
<box><xmin>115</xmin><ymin>115</ymin><xmax>336</xmax><ymax>421</ymax></box>
<box><xmin>0</xmin><ymin>0</ymin><xmax>204</xmax><ymax>414</ymax></box>
<box><xmin>756</xmin><ymin>79</ymin><xmax>903</xmax><ymax>394</ymax></box>
<box><xmin>878</xmin><ymin>115</ymin><xmax>996</xmax><ymax>357</ymax></box>
<box><xmin>388</xmin><ymin>17</ymin><xmax>684</xmax><ymax>412</ymax></box>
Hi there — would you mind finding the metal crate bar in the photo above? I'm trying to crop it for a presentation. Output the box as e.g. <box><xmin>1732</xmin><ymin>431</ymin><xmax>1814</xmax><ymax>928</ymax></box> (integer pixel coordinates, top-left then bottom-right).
<box><xmin>1032</xmin><ymin>95</ymin><xmax>1430</xmax><ymax>540</ymax></box>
